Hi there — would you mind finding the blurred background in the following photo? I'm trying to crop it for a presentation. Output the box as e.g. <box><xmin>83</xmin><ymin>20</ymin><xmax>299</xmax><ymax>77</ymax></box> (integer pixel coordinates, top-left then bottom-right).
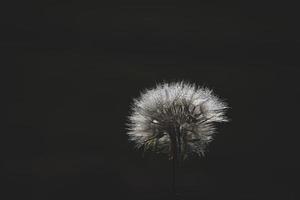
<box><xmin>2</xmin><ymin>0</ymin><xmax>300</xmax><ymax>199</ymax></box>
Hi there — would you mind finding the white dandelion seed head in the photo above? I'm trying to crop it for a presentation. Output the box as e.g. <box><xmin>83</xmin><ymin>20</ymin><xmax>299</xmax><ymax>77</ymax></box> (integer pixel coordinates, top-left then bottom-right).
<box><xmin>126</xmin><ymin>81</ymin><xmax>229</xmax><ymax>159</ymax></box>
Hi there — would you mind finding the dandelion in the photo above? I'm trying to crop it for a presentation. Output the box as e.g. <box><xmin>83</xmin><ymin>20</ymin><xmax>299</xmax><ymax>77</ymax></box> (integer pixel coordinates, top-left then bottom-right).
<box><xmin>126</xmin><ymin>81</ymin><xmax>229</xmax><ymax>195</ymax></box>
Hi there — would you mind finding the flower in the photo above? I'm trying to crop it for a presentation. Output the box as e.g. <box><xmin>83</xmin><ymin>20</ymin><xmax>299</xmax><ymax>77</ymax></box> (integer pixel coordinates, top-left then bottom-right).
<box><xmin>126</xmin><ymin>81</ymin><xmax>228</xmax><ymax>159</ymax></box>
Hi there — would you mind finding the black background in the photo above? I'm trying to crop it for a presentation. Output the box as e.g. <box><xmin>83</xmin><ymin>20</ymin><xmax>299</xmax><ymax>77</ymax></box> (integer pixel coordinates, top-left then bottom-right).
<box><xmin>3</xmin><ymin>0</ymin><xmax>300</xmax><ymax>200</ymax></box>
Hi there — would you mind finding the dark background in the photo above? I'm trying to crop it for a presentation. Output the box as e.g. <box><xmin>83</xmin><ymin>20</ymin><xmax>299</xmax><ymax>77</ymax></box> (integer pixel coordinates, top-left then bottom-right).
<box><xmin>2</xmin><ymin>0</ymin><xmax>300</xmax><ymax>199</ymax></box>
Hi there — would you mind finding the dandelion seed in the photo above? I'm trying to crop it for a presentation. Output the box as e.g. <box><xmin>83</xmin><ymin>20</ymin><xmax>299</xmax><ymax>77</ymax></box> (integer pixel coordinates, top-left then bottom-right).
<box><xmin>127</xmin><ymin>81</ymin><xmax>228</xmax><ymax>159</ymax></box>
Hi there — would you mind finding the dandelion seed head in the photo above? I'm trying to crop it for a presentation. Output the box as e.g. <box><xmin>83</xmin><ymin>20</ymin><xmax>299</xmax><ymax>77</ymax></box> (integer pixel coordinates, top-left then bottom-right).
<box><xmin>126</xmin><ymin>81</ymin><xmax>228</xmax><ymax>158</ymax></box>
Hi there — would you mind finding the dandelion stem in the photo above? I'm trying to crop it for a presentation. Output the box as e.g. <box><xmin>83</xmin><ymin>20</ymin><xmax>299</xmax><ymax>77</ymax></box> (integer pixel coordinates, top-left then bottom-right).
<box><xmin>170</xmin><ymin>127</ymin><xmax>180</xmax><ymax>198</ymax></box>
<box><xmin>172</xmin><ymin>148</ymin><xmax>177</xmax><ymax>195</ymax></box>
